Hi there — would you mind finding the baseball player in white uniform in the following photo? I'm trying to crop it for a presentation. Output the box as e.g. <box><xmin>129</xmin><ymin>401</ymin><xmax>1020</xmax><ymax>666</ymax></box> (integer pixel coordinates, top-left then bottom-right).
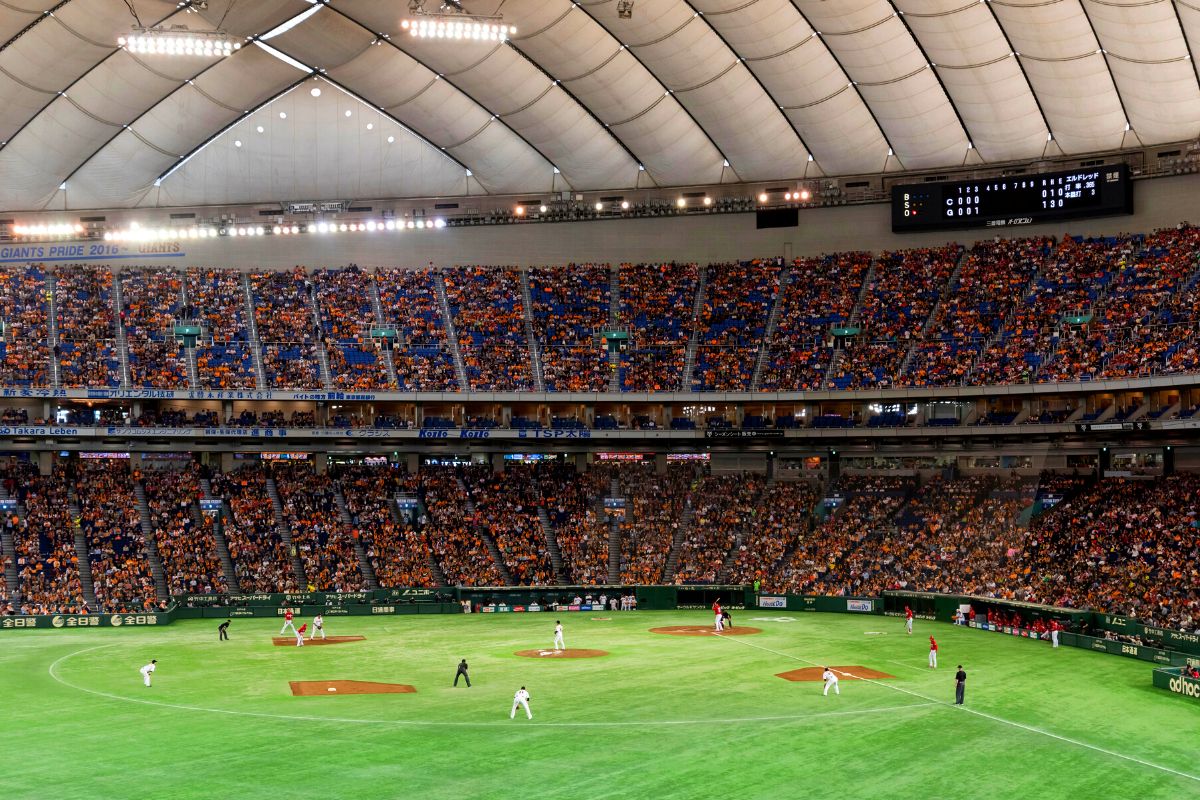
<box><xmin>553</xmin><ymin>621</ymin><xmax>565</xmax><ymax>651</ymax></box>
<box><xmin>510</xmin><ymin>686</ymin><xmax>532</xmax><ymax>719</ymax></box>
<box><xmin>822</xmin><ymin>667</ymin><xmax>839</xmax><ymax>696</ymax></box>
<box><xmin>140</xmin><ymin>659</ymin><xmax>157</xmax><ymax>687</ymax></box>
<box><xmin>311</xmin><ymin>614</ymin><xmax>326</xmax><ymax>640</ymax></box>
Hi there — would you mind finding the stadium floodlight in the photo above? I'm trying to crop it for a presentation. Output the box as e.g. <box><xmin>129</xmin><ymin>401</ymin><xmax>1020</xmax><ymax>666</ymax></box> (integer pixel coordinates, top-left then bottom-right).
<box><xmin>119</xmin><ymin>25</ymin><xmax>241</xmax><ymax>57</ymax></box>
<box><xmin>401</xmin><ymin>0</ymin><xmax>515</xmax><ymax>42</ymax></box>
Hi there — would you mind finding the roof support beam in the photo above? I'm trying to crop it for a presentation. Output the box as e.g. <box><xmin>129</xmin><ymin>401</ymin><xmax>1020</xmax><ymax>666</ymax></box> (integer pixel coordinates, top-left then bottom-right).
<box><xmin>1075</xmin><ymin>0</ymin><xmax>1134</xmax><ymax>134</ymax></box>
<box><xmin>785</xmin><ymin>0</ymin><xmax>899</xmax><ymax>169</ymax></box>
<box><xmin>977</xmin><ymin>0</ymin><xmax>1056</xmax><ymax>143</ymax></box>
<box><xmin>885</xmin><ymin>2</ymin><xmax>976</xmax><ymax>157</ymax></box>
<box><xmin>571</xmin><ymin>1</ymin><xmax>737</xmax><ymax>178</ymax></box>
<box><xmin>676</xmin><ymin>0</ymin><xmax>818</xmax><ymax>172</ymax></box>
<box><xmin>324</xmin><ymin>5</ymin><xmax>564</xmax><ymax>180</ymax></box>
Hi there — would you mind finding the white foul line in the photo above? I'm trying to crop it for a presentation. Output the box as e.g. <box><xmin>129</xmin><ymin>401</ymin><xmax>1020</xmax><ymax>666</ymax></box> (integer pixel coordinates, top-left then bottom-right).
<box><xmin>47</xmin><ymin>644</ymin><xmax>935</xmax><ymax>730</ymax></box>
<box><xmin>715</xmin><ymin>633</ymin><xmax>1200</xmax><ymax>784</ymax></box>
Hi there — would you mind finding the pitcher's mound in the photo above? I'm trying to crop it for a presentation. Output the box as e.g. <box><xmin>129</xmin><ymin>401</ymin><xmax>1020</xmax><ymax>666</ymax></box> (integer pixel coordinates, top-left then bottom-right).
<box><xmin>650</xmin><ymin>626</ymin><xmax>762</xmax><ymax>636</ymax></box>
<box><xmin>514</xmin><ymin>649</ymin><xmax>609</xmax><ymax>658</ymax></box>
<box><xmin>290</xmin><ymin>680</ymin><xmax>415</xmax><ymax>696</ymax></box>
<box><xmin>776</xmin><ymin>666</ymin><xmax>895</xmax><ymax>681</ymax></box>
<box><xmin>272</xmin><ymin>635</ymin><xmax>365</xmax><ymax>647</ymax></box>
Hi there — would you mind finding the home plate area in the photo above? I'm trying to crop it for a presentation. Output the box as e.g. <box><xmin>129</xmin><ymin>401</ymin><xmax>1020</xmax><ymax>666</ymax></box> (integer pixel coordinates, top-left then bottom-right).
<box><xmin>271</xmin><ymin>636</ymin><xmax>366</xmax><ymax>646</ymax></box>
<box><xmin>514</xmin><ymin>649</ymin><xmax>609</xmax><ymax>658</ymax></box>
<box><xmin>776</xmin><ymin>666</ymin><xmax>896</xmax><ymax>681</ymax></box>
<box><xmin>290</xmin><ymin>680</ymin><xmax>416</xmax><ymax>696</ymax></box>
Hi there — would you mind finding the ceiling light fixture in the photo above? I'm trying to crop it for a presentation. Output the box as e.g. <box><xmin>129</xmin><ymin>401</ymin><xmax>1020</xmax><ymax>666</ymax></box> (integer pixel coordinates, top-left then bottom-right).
<box><xmin>400</xmin><ymin>0</ymin><xmax>515</xmax><ymax>42</ymax></box>
<box><xmin>119</xmin><ymin>26</ymin><xmax>241</xmax><ymax>57</ymax></box>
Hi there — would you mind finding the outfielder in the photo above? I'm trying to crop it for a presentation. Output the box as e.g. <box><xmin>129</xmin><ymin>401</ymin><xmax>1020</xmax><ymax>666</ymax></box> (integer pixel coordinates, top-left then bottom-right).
<box><xmin>928</xmin><ymin>636</ymin><xmax>938</xmax><ymax>668</ymax></box>
<box><xmin>821</xmin><ymin>667</ymin><xmax>839</xmax><ymax>696</ymax></box>
<box><xmin>510</xmin><ymin>686</ymin><xmax>532</xmax><ymax>719</ymax></box>
<box><xmin>295</xmin><ymin>622</ymin><xmax>307</xmax><ymax>646</ymax></box>
<box><xmin>280</xmin><ymin>608</ymin><xmax>297</xmax><ymax>636</ymax></box>
<box><xmin>140</xmin><ymin>659</ymin><xmax>157</xmax><ymax>687</ymax></box>
<box><xmin>553</xmin><ymin>620</ymin><xmax>565</xmax><ymax>651</ymax></box>
<box><xmin>905</xmin><ymin>606</ymin><xmax>914</xmax><ymax>635</ymax></box>
<box><xmin>310</xmin><ymin>614</ymin><xmax>326</xmax><ymax>640</ymax></box>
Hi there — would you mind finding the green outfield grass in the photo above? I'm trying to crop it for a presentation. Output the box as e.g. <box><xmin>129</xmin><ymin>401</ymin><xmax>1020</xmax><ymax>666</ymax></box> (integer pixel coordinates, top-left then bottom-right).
<box><xmin>3</xmin><ymin>610</ymin><xmax>1196</xmax><ymax>799</ymax></box>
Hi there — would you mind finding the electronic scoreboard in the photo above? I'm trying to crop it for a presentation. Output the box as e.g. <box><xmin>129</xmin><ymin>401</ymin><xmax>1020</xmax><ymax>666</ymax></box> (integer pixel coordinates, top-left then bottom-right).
<box><xmin>891</xmin><ymin>164</ymin><xmax>1132</xmax><ymax>232</ymax></box>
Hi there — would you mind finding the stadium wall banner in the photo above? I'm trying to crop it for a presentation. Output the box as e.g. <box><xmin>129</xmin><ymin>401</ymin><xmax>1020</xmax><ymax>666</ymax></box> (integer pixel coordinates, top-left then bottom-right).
<box><xmin>1</xmin><ymin>612</ymin><xmax>170</xmax><ymax>630</ymax></box>
<box><xmin>846</xmin><ymin>599</ymin><xmax>874</xmax><ymax>613</ymax></box>
<box><xmin>1152</xmin><ymin>667</ymin><xmax>1200</xmax><ymax>701</ymax></box>
<box><xmin>177</xmin><ymin>589</ymin><xmax>451</xmax><ymax>607</ymax></box>
<box><xmin>1055</xmin><ymin>632</ymin><xmax>1191</xmax><ymax>666</ymax></box>
<box><xmin>758</xmin><ymin>596</ymin><xmax>787</xmax><ymax>609</ymax></box>
<box><xmin>1090</xmin><ymin>614</ymin><xmax>1200</xmax><ymax>657</ymax></box>
<box><xmin>774</xmin><ymin>595</ymin><xmax>882</xmax><ymax>614</ymax></box>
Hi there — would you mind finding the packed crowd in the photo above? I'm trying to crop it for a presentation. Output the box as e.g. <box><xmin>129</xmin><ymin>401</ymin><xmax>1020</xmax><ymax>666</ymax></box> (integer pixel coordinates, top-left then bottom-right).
<box><xmin>209</xmin><ymin>465</ymin><xmax>299</xmax><ymax>593</ymax></box>
<box><xmin>1</xmin><ymin>457</ymin><xmax>1198</xmax><ymax>632</ymax></box>
<box><xmin>617</xmin><ymin>262</ymin><xmax>698</xmax><ymax>391</ymax></box>
<box><xmin>272</xmin><ymin>463</ymin><xmax>365</xmax><ymax>593</ymax></box>
<box><xmin>759</xmin><ymin>252</ymin><xmax>872</xmax><ymax>391</ymax></box>
<box><xmin>76</xmin><ymin>461</ymin><xmax>158</xmax><ymax>612</ymax></box>
<box><xmin>528</xmin><ymin>264</ymin><xmax>611</xmax><ymax>392</ymax></box>
<box><xmin>375</xmin><ymin>268</ymin><xmax>459</xmax><ymax>391</ymax></box>
<box><xmin>0</xmin><ymin>227</ymin><xmax>1195</xmax><ymax>393</ymax></box>
<box><xmin>337</xmin><ymin>465</ymin><xmax>433</xmax><ymax>588</ymax></box>
<box><xmin>443</xmin><ymin>267</ymin><xmax>534</xmax><ymax>390</ymax></box>
<box><xmin>827</xmin><ymin>246</ymin><xmax>963</xmax><ymax>389</ymax></box>
<box><xmin>0</xmin><ymin>267</ymin><xmax>49</xmax><ymax>387</ymax></box>
<box><xmin>56</xmin><ymin>266</ymin><xmax>121</xmax><ymax>388</ymax></box>
<box><xmin>142</xmin><ymin>465</ymin><xmax>226</xmax><ymax>595</ymax></box>
<box><xmin>690</xmin><ymin>260</ymin><xmax>782</xmax><ymax>390</ymax></box>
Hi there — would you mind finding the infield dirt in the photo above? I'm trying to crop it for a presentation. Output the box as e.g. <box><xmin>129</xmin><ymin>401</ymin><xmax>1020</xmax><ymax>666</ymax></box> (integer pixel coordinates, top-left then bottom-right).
<box><xmin>272</xmin><ymin>635</ymin><xmax>366</xmax><ymax>646</ymax></box>
<box><xmin>514</xmin><ymin>648</ymin><xmax>609</xmax><ymax>658</ymax></box>
<box><xmin>289</xmin><ymin>680</ymin><xmax>416</xmax><ymax>696</ymax></box>
<box><xmin>776</xmin><ymin>666</ymin><xmax>896</xmax><ymax>681</ymax></box>
<box><xmin>650</xmin><ymin>626</ymin><xmax>762</xmax><ymax>636</ymax></box>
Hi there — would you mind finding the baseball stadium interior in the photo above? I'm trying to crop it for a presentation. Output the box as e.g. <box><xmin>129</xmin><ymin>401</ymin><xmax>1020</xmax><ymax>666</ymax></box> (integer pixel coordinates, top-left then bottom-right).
<box><xmin>3</xmin><ymin>1</ymin><xmax>1200</xmax><ymax>797</ymax></box>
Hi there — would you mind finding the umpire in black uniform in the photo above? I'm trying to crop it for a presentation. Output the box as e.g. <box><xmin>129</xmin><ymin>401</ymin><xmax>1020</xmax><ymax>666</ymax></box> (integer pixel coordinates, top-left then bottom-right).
<box><xmin>454</xmin><ymin>658</ymin><xmax>471</xmax><ymax>687</ymax></box>
<box><xmin>954</xmin><ymin>665</ymin><xmax>966</xmax><ymax>704</ymax></box>
<box><xmin>218</xmin><ymin>619</ymin><xmax>230</xmax><ymax>641</ymax></box>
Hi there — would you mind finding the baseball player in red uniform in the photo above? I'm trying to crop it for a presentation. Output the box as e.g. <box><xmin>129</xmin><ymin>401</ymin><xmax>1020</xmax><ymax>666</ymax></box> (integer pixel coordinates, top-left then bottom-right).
<box><xmin>280</xmin><ymin>608</ymin><xmax>297</xmax><ymax>636</ymax></box>
<box><xmin>905</xmin><ymin>606</ymin><xmax>914</xmax><ymax>635</ymax></box>
<box><xmin>928</xmin><ymin>636</ymin><xmax>938</xmax><ymax>668</ymax></box>
<box><xmin>295</xmin><ymin>623</ymin><xmax>307</xmax><ymax>647</ymax></box>
<box><xmin>1050</xmin><ymin>620</ymin><xmax>1060</xmax><ymax>648</ymax></box>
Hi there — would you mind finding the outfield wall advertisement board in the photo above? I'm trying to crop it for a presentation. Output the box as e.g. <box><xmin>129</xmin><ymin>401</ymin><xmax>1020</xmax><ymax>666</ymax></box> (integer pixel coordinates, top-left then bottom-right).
<box><xmin>1</xmin><ymin>612</ymin><xmax>169</xmax><ymax>629</ymax></box>
<box><xmin>1152</xmin><ymin>667</ymin><xmax>1200</xmax><ymax>701</ymax></box>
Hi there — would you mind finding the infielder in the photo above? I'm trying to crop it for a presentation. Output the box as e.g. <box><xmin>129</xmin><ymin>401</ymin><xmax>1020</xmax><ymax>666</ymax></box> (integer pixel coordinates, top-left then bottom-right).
<box><xmin>905</xmin><ymin>606</ymin><xmax>914</xmax><ymax>635</ymax></box>
<box><xmin>713</xmin><ymin>599</ymin><xmax>724</xmax><ymax>632</ymax></box>
<box><xmin>295</xmin><ymin>622</ymin><xmax>307</xmax><ymax>646</ymax></box>
<box><xmin>928</xmin><ymin>636</ymin><xmax>938</xmax><ymax>668</ymax></box>
<box><xmin>821</xmin><ymin>667</ymin><xmax>839</xmax><ymax>696</ymax></box>
<box><xmin>510</xmin><ymin>686</ymin><xmax>532</xmax><ymax>719</ymax></box>
<box><xmin>140</xmin><ymin>659</ymin><xmax>157</xmax><ymax>687</ymax></box>
<box><xmin>310</xmin><ymin>614</ymin><xmax>326</xmax><ymax>640</ymax></box>
<box><xmin>280</xmin><ymin>608</ymin><xmax>297</xmax><ymax>636</ymax></box>
<box><xmin>553</xmin><ymin>620</ymin><xmax>565</xmax><ymax>651</ymax></box>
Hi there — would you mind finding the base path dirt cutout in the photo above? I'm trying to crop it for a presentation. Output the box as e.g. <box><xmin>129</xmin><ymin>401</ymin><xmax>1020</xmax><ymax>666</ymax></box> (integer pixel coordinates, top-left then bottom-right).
<box><xmin>650</xmin><ymin>626</ymin><xmax>762</xmax><ymax>637</ymax></box>
<box><xmin>290</xmin><ymin>680</ymin><xmax>415</xmax><ymax>696</ymax></box>
<box><xmin>776</xmin><ymin>666</ymin><xmax>896</xmax><ymax>682</ymax></box>
<box><xmin>515</xmin><ymin>649</ymin><xmax>609</xmax><ymax>658</ymax></box>
<box><xmin>272</xmin><ymin>636</ymin><xmax>366</xmax><ymax>647</ymax></box>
